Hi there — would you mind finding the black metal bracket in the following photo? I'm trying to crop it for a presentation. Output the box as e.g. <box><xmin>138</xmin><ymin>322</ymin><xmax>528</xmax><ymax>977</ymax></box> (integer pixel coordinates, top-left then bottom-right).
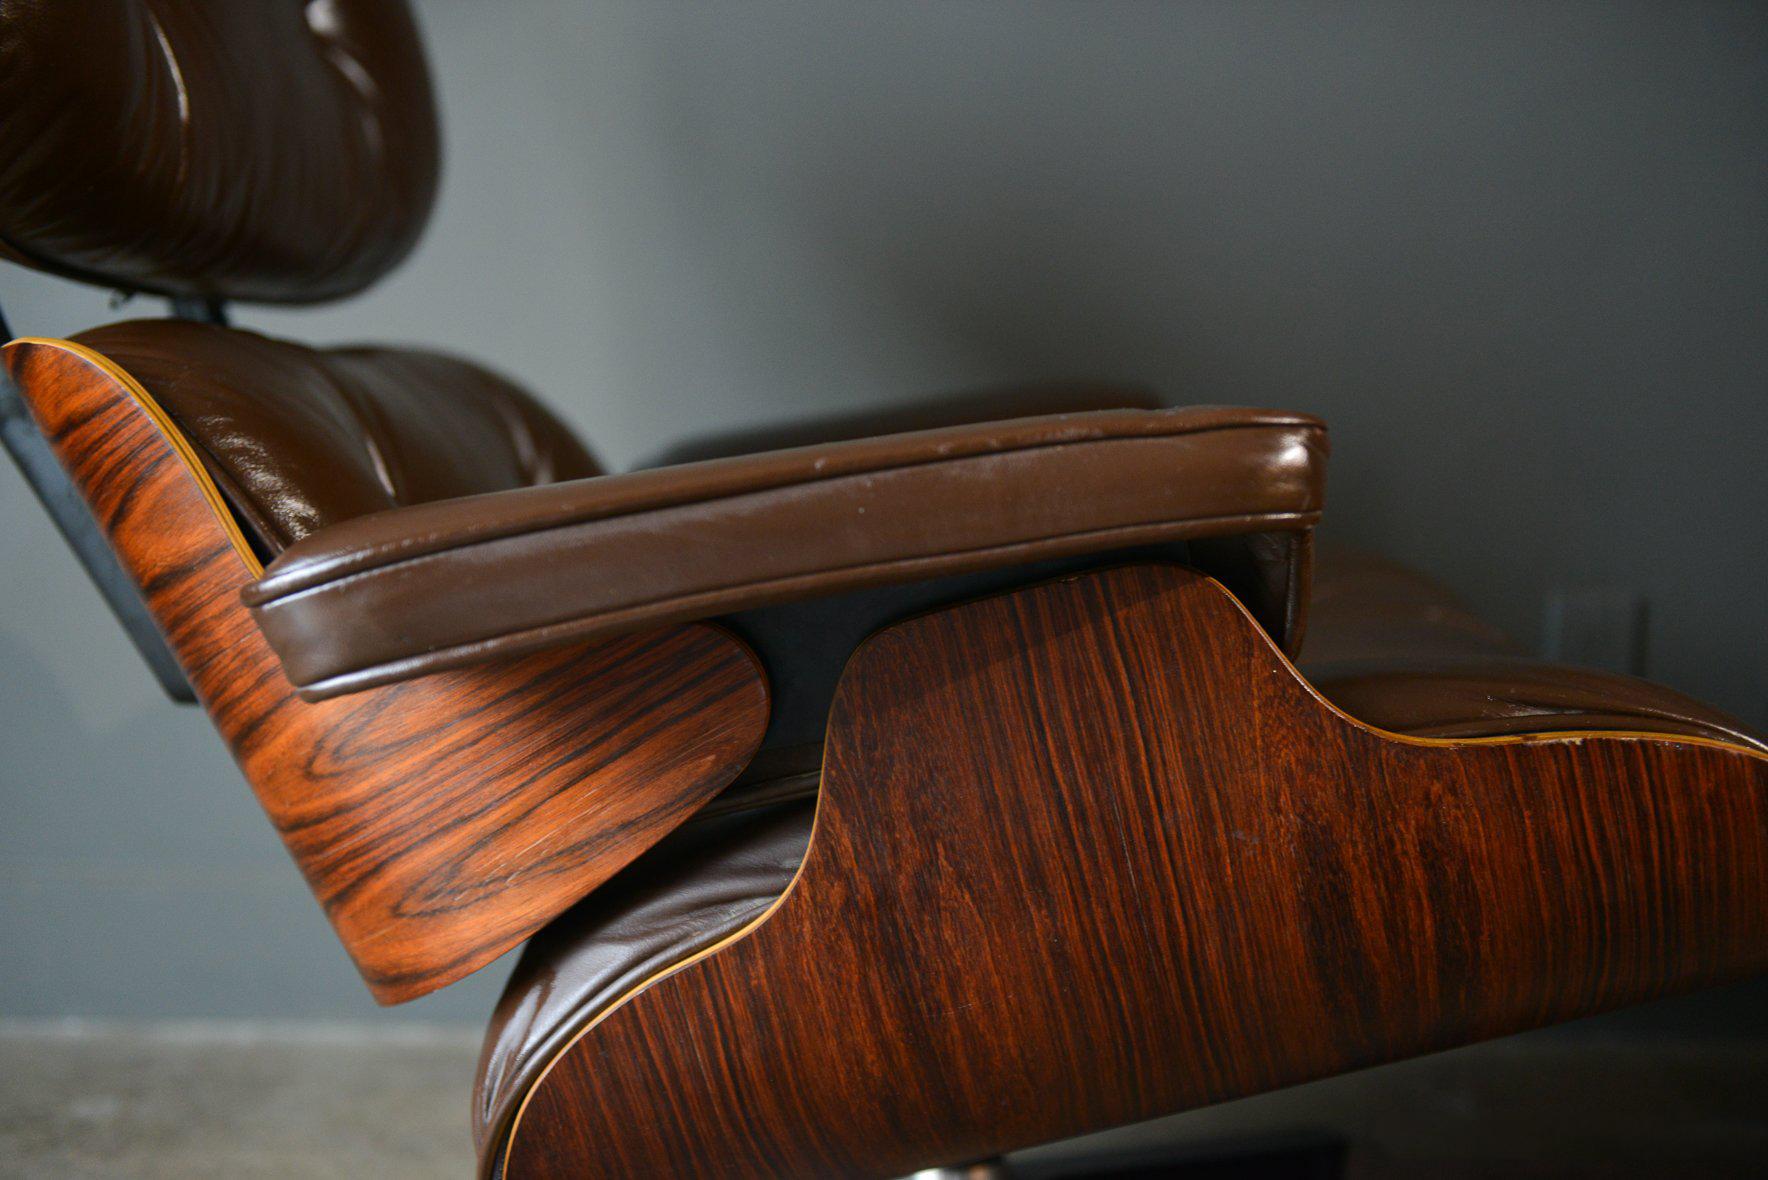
<box><xmin>169</xmin><ymin>295</ymin><xmax>229</xmax><ymax>326</ymax></box>
<box><xmin>0</xmin><ymin>331</ymin><xmax>198</xmax><ymax>704</ymax></box>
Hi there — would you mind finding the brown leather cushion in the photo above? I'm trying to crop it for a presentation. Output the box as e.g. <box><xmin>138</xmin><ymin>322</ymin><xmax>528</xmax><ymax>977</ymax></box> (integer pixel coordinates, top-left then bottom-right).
<box><xmin>0</xmin><ymin>0</ymin><xmax>437</xmax><ymax>303</ymax></box>
<box><xmin>70</xmin><ymin>320</ymin><xmax>601</xmax><ymax>555</ymax></box>
<box><xmin>1300</xmin><ymin>546</ymin><xmax>1517</xmax><ymax>665</ymax></box>
<box><xmin>243</xmin><ymin>406</ymin><xmax>1328</xmax><ymax>698</ymax></box>
<box><xmin>1301</xmin><ymin>545</ymin><xmax>1766</xmax><ymax>752</ymax></box>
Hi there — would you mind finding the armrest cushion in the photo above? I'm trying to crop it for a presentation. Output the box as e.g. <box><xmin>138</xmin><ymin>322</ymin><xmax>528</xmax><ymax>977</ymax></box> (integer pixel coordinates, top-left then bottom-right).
<box><xmin>244</xmin><ymin>406</ymin><xmax>1327</xmax><ymax>698</ymax></box>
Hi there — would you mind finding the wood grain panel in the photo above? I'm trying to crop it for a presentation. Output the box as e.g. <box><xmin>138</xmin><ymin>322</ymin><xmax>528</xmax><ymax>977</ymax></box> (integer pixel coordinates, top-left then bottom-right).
<box><xmin>4</xmin><ymin>337</ymin><xmax>769</xmax><ymax>1004</ymax></box>
<box><xmin>502</xmin><ymin>564</ymin><xmax>1768</xmax><ymax>1177</ymax></box>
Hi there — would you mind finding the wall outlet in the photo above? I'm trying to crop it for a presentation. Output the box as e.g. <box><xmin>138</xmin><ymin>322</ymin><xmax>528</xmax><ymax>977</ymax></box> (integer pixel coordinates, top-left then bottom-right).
<box><xmin>1542</xmin><ymin>587</ymin><xmax>1650</xmax><ymax>675</ymax></box>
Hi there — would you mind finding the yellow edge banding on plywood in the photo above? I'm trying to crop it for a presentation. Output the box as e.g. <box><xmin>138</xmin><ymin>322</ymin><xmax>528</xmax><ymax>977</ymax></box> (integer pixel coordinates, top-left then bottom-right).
<box><xmin>9</xmin><ymin>336</ymin><xmax>265</xmax><ymax>577</ymax></box>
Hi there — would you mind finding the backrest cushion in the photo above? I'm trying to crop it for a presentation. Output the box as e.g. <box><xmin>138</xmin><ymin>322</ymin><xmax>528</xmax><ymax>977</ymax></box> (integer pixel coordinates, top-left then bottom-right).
<box><xmin>0</xmin><ymin>0</ymin><xmax>438</xmax><ymax>303</ymax></box>
<box><xmin>72</xmin><ymin>320</ymin><xmax>600</xmax><ymax>554</ymax></box>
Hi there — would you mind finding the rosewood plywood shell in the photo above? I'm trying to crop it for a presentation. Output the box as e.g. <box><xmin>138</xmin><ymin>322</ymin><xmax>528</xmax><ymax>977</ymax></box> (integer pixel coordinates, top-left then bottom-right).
<box><xmin>502</xmin><ymin>565</ymin><xmax>1768</xmax><ymax>1178</ymax></box>
<box><xmin>3</xmin><ymin>338</ymin><xmax>769</xmax><ymax>1003</ymax></box>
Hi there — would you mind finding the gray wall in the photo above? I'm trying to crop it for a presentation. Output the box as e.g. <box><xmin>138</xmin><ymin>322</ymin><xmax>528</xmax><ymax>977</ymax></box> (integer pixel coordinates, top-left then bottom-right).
<box><xmin>3</xmin><ymin>1</ymin><xmax>1764</xmax><ymax>1021</ymax></box>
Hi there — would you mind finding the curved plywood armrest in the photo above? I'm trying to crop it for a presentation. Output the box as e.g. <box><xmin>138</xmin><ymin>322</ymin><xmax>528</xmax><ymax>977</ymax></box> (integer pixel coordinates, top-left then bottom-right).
<box><xmin>487</xmin><ymin>564</ymin><xmax>1768</xmax><ymax>1178</ymax></box>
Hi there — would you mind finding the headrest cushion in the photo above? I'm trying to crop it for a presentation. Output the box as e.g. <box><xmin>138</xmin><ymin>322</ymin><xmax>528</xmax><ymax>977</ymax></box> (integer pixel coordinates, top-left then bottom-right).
<box><xmin>0</xmin><ymin>0</ymin><xmax>439</xmax><ymax>304</ymax></box>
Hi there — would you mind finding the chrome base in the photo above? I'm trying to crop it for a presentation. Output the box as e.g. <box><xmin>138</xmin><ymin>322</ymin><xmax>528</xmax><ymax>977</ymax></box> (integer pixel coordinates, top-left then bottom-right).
<box><xmin>908</xmin><ymin>1161</ymin><xmax>1009</xmax><ymax>1180</ymax></box>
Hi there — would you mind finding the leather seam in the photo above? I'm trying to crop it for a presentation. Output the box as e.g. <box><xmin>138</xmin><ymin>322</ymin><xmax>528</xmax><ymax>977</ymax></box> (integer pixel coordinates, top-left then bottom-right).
<box><xmin>265</xmin><ymin>502</ymin><xmax>1321</xmax><ymax>617</ymax></box>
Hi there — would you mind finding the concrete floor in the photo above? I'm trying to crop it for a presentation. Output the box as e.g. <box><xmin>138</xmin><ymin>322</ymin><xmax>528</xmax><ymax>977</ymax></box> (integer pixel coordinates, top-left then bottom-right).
<box><xmin>1</xmin><ymin>1020</ymin><xmax>1764</xmax><ymax>1179</ymax></box>
<box><xmin>0</xmin><ymin>1021</ymin><xmax>479</xmax><ymax>1179</ymax></box>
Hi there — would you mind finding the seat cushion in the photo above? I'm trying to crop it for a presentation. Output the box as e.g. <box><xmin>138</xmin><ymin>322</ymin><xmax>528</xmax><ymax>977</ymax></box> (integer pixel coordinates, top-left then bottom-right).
<box><xmin>69</xmin><ymin>320</ymin><xmax>602</xmax><ymax>555</ymax></box>
<box><xmin>1301</xmin><ymin>545</ymin><xmax>1766</xmax><ymax>752</ymax></box>
<box><xmin>245</xmin><ymin>405</ymin><xmax>1328</xmax><ymax>698</ymax></box>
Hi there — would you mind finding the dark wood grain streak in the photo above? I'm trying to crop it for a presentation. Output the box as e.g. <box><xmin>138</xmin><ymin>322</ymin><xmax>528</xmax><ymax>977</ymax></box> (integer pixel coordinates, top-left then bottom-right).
<box><xmin>503</xmin><ymin>564</ymin><xmax>1768</xmax><ymax>1178</ymax></box>
<box><xmin>4</xmin><ymin>338</ymin><xmax>769</xmax><ymax>1004</ymax></box>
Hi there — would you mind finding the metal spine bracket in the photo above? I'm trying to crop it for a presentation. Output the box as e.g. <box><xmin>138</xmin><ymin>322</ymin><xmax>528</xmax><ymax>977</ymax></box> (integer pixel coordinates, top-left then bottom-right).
<box><xmin>169</xmin><ymin>295</ymin><xmax>229</xmax><ymax>326</ymax></box>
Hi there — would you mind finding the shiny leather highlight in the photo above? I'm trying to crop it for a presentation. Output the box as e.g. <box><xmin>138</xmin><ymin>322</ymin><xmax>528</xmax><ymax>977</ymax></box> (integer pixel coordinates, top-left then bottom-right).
<box><xmin>244</xmin><ymin>408</ymin><xmax>1329</xmax><ymax>698</ymax></box>
<box><xmin>0</xmin><ymin>0</ymin><xmax>438</xmax><ymax>302</ymax></box>
<box><xmin>70</xmin><ymin>321</ymin><xmax>600</xmax><ymax>554</ymax></box>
